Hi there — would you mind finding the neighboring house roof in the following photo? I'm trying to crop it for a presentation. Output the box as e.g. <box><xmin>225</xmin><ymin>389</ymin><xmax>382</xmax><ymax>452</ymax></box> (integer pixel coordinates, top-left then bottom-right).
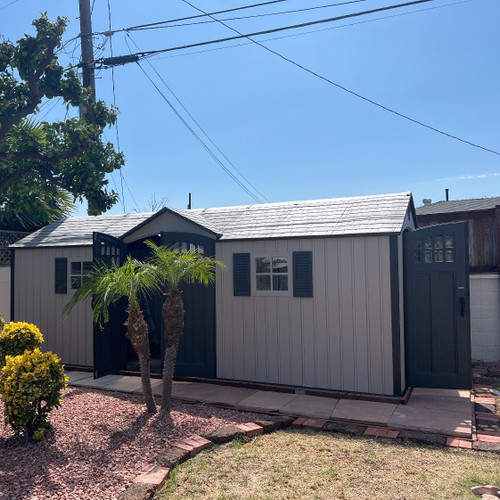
<box><xmin>416</xmin><ymin>196</ymin><xmax>500</xmax><ymax>216</ymax></box>
<box><xmin>12</xmin><ymin>192</ymin><xmax>414</xmax><ymax>248</ymax></box>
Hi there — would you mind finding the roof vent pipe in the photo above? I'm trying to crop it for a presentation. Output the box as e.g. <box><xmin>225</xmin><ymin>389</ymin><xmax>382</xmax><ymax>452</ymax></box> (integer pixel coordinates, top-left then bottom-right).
<box><xmin>445</xmin><ymin>188</ymin><xmax>449</xmax><ymax>201</ymax></box>
<box><xmin>187</xmin><ymin>192</ymin><xmax>192</xmax><ymax>210</ymax></box>
<box><xmin>423</xmin><ymin>198</ymin><xmax>432</xmax><ymax>205</ymax></box>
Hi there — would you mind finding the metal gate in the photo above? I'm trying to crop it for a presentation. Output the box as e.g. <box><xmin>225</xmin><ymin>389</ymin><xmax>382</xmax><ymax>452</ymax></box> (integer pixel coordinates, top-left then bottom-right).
<box><xmin>92</xmin><ymin>232</ymin><xmax>129</xmax><ymax>378</ymax></box>
<box><xmin>403</xmin><ymin>222</ymin><xmax>471</xmax><ymax>389</ymax></box>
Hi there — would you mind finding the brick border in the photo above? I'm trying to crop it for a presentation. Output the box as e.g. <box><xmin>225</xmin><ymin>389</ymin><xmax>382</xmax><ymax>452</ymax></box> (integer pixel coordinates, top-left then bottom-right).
<box><xmin>119</xmin><ymin>401</ymin><xmax>499</xmax><ymax>499</ymax></box>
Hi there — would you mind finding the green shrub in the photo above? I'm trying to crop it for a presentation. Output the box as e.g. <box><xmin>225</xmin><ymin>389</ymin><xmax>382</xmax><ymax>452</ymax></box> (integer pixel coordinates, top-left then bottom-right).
<box><xmin>0</xmin><ymin>313</ymin><xmax>4</xmax><ymax>332</ymax></box>
<box><xmin>0</xmin><ymin>348</ymin><xmax>67</xmax><ymax>443</ymax></box>
<box><xmin>0</xmin><ymin>321</ymin><xmax>43</xmax><ymax>366</ymax></box>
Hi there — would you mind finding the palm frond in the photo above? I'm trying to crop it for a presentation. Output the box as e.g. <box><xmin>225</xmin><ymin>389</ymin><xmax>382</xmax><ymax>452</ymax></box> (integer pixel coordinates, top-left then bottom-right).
<box><xmin>64</xmin><ymin>256</ymin><xmax>162</xmax><ymax>326</ymax></box>
<box><xmin>145</xmin><ymin>240</ymin><xmax>225</xmax><ymax>290</ymax></box>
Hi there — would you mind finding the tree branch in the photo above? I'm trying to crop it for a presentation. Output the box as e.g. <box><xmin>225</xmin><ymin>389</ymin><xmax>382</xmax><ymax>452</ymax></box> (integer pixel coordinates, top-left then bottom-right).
<box><xmin>0</xmin><ymin>40</ymin><xmax>58</xmax><ymax>142</ymax></box>
<box><xmin>0</xmin><ymin>148</ymin><xmax>81</xmax><ymax>164</ymax></box>
<box><xmin>0</xmin><ymin>168</ymin><xmax>29</xmax><ymax>193</ymax></box>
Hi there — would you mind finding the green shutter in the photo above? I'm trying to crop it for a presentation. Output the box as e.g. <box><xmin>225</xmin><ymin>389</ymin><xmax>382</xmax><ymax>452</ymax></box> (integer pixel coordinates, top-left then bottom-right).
<box><xmin>55</xmin><ymin>258</ymin><xmax>67</xmax><ymax>294</ymax></box>
<box><xmin>233</xmin><ymin>253</ymin><xmax>251</xmax><ymax>296</ymax></box>
<box><xmin>293</xmin><ymin>251</ymin><xmax>313</xmax><ymax>297</ymax></box>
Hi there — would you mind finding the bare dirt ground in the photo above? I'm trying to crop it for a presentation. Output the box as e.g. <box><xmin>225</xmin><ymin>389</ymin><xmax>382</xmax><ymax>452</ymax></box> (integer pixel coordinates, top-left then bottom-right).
<box><xmin>0</xmin><ymin>386</ymin><xmax>262</xmax><ymax>500</ymax></box>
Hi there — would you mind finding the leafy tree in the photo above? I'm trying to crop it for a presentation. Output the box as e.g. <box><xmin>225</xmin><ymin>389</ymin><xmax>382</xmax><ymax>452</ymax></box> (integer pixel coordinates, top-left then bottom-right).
<box><xmin>146</xmin><ymin>242</ymin><xmax>225</xmax><ymax>414</ymax></box>
<box><xmin>65</xmin><ymin>257</ymin><xmax>159</xmax><ymax>413</ymax></box>
<box><xmin>0</xmin><ymin>15</ymin><xmax>124</xmax><ymax>225</ymax></box>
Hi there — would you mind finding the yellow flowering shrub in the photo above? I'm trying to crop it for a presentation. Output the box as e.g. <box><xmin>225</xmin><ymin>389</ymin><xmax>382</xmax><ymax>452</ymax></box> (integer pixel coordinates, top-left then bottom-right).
<box><xmin>0</xmin><ymin>313</ymin><xmax>4</xmax><ymax>332</ymax></box>
<box><xmin>0</xmin><ymin>348</ymin><xmax>67</xmax><ymax>443</ymax></box>
<box><xmin>0</xmin><ymin>322</ymin><xmax>43</xmax><ymax>367</ymax></box>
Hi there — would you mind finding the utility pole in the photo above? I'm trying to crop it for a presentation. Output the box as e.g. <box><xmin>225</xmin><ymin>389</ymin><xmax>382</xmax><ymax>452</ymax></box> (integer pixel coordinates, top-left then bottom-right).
<box><xmin>79</xmin><ymin>0</ymin><xmax>95</xmax><ymax>100</ymax></box>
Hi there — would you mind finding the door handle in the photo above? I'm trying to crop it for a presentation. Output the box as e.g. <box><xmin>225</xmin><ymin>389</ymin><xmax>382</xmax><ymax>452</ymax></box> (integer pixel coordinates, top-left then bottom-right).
<box><xmin>459</xmin><ymin>296</ymin><xmax>466</xmax><ymax>317</ymax></box>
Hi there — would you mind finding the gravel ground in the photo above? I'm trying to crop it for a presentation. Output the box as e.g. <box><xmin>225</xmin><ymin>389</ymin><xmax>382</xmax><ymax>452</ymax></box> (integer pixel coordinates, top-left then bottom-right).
<box><xmin>0</xmin><ymin>386</ymin><xmax>263</xmax><ymax>500</ymax></box>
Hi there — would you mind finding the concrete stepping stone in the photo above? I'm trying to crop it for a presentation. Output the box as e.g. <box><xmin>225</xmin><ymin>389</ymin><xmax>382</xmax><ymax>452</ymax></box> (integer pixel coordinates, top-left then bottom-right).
<box><xmin>66</xmin><ymin>371</ymin><xmax>93</xmax><ymax>383</ymax></box>
<box><xmin>236</xmin><ymin>390</ymin><xmax>298</xmax><ymax>412</ymax></box>
<box><xmin>389</xmin><ymin>405</ymin><xmax>472</xmax><ymax>438</ymax></box>
<box><xmin>412</xmin><ymin>388</ymin><xmax>470</xmax><ymax>399</ymax></box>
<box><xmin>332</xmin><ymin>399</ymin><xmax>397</xmax><ymax>426</ymax></box>
<box><xmin>279</xmin><ymin>394</ymin><xmax>339</xmax><ymax>420</ymax></box>
<box><xmin>407</xmin><ymin>394</ymin><xmax>471</xmax><ymax>413</ymax></box>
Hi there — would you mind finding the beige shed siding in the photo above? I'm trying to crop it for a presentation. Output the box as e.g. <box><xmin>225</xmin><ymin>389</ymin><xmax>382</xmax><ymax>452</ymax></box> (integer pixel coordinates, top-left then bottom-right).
<box><xmin>216</xmin><ymin>236</ymin><xmax>394</xmax><ymax>395</ymax></box>
<box><xmin>14</xmin><ymin>247</ymin><xmax>93</xmax><ymax>367</ymax></box>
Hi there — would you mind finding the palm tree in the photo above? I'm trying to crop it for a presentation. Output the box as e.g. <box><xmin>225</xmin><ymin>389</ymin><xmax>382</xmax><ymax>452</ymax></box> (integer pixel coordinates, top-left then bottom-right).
<box><xmin>65</xmin><ymin>257</ymin><xmax>159</xmax><ymax>413</ymax></box>
<box><xmin>146</xmin><ymin>241</ymin><xmax>225</xmax><ymax>414</ymax></box>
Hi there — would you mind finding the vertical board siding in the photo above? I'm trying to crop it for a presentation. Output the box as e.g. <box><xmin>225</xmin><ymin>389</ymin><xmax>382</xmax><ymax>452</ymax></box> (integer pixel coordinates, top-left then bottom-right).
<box><xmin>216</xmin><ymin>236</ymin><xmax>394</xmax><ymax>395</ymax></box>
<box><xmin>14</xmin><ymin>247</ymin><xmax>93</xmax><ymax>367</ymax></box>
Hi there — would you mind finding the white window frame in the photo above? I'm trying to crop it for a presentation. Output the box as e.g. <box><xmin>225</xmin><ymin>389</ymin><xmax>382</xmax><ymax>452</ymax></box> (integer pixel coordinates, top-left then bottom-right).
<box><xmin>70</xmin><ymin>260</ymin><xmax>92</xmax><ymax>290</ymax></box>
<box><xmin>252</xmin><ymin>252</ymin><xmax>292</xmax><ymax>297</ymax></box>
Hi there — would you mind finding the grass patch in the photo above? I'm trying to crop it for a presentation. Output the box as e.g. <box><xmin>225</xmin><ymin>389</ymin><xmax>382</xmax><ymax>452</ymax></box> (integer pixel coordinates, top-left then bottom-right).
<box><xmin>156</xmin><ymin>429</ymin><xmax>500</xmax><ymax>499</ymax></box>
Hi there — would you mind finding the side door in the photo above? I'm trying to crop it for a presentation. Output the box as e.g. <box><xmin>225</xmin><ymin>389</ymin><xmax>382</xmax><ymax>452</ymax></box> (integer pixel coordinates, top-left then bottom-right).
<box><xmin>160</xmin><ymin>232</ymin><xmax>216</xmax><ymax>378</ymax></box>
<box><xmin>92</xmin><ymin>232</ymin><xmax>129</xmax><ymax>378</ymax></box>
<box><xmin>403</xmin><ymin>222</ymin><xmax>471</xmax><ymax>389</ymax></box>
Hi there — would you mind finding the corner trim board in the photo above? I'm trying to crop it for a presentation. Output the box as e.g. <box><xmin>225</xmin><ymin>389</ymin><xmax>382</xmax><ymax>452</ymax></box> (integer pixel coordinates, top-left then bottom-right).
<box><xmin>390</xmin><ymin>235</ymin><xmax>402</xmax><ymax>396</ymax></box>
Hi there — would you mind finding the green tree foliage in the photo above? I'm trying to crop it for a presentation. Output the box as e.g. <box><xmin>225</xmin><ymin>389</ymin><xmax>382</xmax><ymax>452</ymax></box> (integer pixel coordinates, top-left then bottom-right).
<box><xmin>0</xmin><ymin>15</ymin><xmax>124</xmax><ymax>230</ymax></box>
<box><xmin>0</xmin><ymin>321</ymin><xmax>44</xmax><ymax>367</ymax></box>
<box><xmin>145</xmin><ymin>242</ymin><xmax>225</xmax><ymax>414</ymax></box>
<box><xmin>65</xmin><ymin>257</ymin><xmax>160</xmax><ymax>413</ymax></box>
<box><xmin>0</xmin><ymin>348</ymin><xmax>67</xmax><ymax>443</ymax></box>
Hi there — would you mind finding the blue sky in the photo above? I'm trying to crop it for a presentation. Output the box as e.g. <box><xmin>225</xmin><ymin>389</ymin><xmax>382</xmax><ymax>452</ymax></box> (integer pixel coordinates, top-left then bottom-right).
<box><xmin>2</xmin><ymin>0</ymin><xmax>499</xmax><ymax>213</ymax></box>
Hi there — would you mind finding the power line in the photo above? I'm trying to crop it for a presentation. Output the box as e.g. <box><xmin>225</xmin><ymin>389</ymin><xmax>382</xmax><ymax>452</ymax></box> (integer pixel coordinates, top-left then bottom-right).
<box><xmin>94</xmin><ymin>0</ymin><xmax>436</xmax><ymax>64</ymax></box>
<box><xmin>148</xmin><ymin>0</ymin><xmax>473</xmax><ymax>62</ymax></box>
<box><xmin>129</xmin><ymin>1</ymin><xmax>369</xmax><ymax>31</ymax></box>
<box><xmin>107</xmin><ymin>0</ymin><xmax>128</xmax><ymax>212</ymax></box>
<box><xmin>126</xmin><ymin>33</ymin><xmax>270</xmax><ymax>203</ymax></box>
<box><xmin>0</xmin><ymin>0</ymin><xmax>21</xmax><ymax>11</ymax></box>
<box><xmin>180</xmin><ymin>0</ymin><xmax>500</xmax><ymax>158</ymax></box>
<box><xmin>93</xmin><ymin>0</ymin><xmax>292</xmax><ymax>36</ymax></box>
<box><xmin>131</xmin><ymin>55</ymin><xmax>265</xmax><ymax>203</ymax></box>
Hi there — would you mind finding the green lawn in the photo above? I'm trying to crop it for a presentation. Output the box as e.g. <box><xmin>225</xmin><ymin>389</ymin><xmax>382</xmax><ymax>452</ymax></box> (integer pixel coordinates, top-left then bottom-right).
<box><xmin>156</xmin><ymin>429</ymin><xmax>500</xmax><ymax>499</ymax></box>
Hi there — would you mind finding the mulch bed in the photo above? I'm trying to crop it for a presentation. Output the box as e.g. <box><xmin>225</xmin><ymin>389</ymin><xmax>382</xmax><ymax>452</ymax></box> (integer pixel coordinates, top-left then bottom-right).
<box><xmin>0</xmin><ymin>386</ymin><xmax>263</xmax><ymax>500</ymax></box>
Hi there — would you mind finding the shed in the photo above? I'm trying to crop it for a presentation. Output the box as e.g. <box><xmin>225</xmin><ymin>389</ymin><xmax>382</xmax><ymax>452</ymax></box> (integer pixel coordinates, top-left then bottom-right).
<box><xmin>417</xmin><ymin>196</ymin><xmax>500</xmax><ymax>361</ymax></box>
<box><xmin>11</xmin><ymin>192</ymin><xmax>472</xmax><ymax>397</ymax></box>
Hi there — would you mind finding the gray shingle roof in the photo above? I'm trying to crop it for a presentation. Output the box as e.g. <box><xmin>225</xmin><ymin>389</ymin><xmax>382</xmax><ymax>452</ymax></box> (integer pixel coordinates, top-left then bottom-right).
<box><xmin>12</xmin><ymin>192</ymin><xmax>413</xmax><ymax>248</ymax></box>
<box><xmin>416</xmin><ymin>196</ymin><xmax>500</xmax><ymax>216</ymax></box>
<box><xmin>175</xmin><ymin>192</ymin><xmax>413</xmax><ymax>240</ymax></box>
<box><xmin>11</xmin><ymin>212</ymin><xmax>155</xmax><ymax>248</ymax></box>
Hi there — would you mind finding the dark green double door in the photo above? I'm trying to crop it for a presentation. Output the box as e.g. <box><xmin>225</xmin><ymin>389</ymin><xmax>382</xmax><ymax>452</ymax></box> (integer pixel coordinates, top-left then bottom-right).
<box><xmin>403</xmin><ymin>222</ymin><xmax>471</xmax><ymax>389</ymax></box>
<box><xmin>93</xmin><ymin>231</ymin><xmax>216</xmax><ymax>379</ymax></box>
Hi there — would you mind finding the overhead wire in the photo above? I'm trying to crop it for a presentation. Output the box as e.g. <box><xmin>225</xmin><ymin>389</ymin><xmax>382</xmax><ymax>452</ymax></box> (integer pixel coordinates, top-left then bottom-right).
<box><xmin>127</xmin><ymin>41</ymin><xmax>264</xmax><ymax>203</ymax></box>
<box><xmin>107</xmin><ymin>0</ymin><xmax>128</xmax><ymax>212</ymax></box>
<box><xmin>92</xmin><ymin>0</ymin><xmax>293</xmax><ymax>36</ymax></box>
<box><xmin>0</xmin><ymin>0</ymin><xmax>21</xmax><ymax>11</ymax></box>
<box><xmin>179</xmin><ymin>0</ymin><xmax>500</xmax><ymax>158</ymax></box>
<box><xmin>94</xmin><ymin>0</ymin><xmax>437</xmax><ymax>64</ymax></box>
<box><xmin>126</xmin><ymin>33</ymin><xmax>270</xmax><ymax>203</ymax></box>
<box><xmin>148</xmin><ymin>0</ymin><xmax>473</xmax><ymax>62</ymax></box>
<box><xmin>129</xmin><ymin>0</ymin><xmax>369</xmax><ymax>31</ymax></box>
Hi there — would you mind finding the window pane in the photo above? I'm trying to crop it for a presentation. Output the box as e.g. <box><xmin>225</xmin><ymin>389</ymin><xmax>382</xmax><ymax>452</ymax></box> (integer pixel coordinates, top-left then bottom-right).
<box><xmin>445</xmin><ymin>235</ymin><xmax>454</xmax><ymax>248</ymax></box>
<box><xmin>435</xmin><ymin>250</ymin><xmax>444</xmax><ymax>263</ymax></box>
<box><xmin>433</xmin><ymin>236</ymin><xmax>443</xmax><ymax>249</ymax></box>
<box><xmin>256</xmin><ymin>258</ymin><xmax>270</xmax><ymax>273</ymax></box>
<box><xmin>445</xmin><ymin>250</ymin><xmax>454</xmax><ymax>262</ymax></box>
<box><xmin>256</xmin><ymin>275</ymin><xmax>271</xmax><ymax>290</ymax></box>
<box><xmin>83</xmin><ymin>262</ymin><xmax>93</xmax><ymax>273</ymax></box>
<box><xmin>71</xmin><ymin>262</ymin><xmax>81</xmax><ymax>274</ymax></box>
<box><xmin>424</xmin><ymin>250</ymin><xmax>433</xmax><ymax>263</ymax></box>
<box><xmin>197</xmin><ymin>245</ymin><xmax>205</xmax><ymax>254</ymax></box>
<box><xmin>272</xmin><ymin>257</ymin><xmax>288</xmax><ymax>273</ymax></box>
<box><xmin>273</xmin><ymin>275</ymin><xmax>288</xmax><ymax>291</ymax></box>
<box><xmin>71</xmin><ymin>276</ymin><xmax>82</xmax><ymax>289</ymax></box>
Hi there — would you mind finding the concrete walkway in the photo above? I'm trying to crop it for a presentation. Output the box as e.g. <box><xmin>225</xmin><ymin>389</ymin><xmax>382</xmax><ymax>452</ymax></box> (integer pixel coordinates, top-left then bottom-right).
<box><xmin>67</xmin><ymin>371</ymin><xmax>473</xmax><ymax>439</ymax></box>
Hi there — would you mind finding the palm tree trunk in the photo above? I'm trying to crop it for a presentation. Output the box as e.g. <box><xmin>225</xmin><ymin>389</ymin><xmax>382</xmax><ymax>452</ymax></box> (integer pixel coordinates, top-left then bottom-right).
<box><xmin>125</xmin><ymin>304</ymin><xmax>156</xmax><ymax>414</ymax></box>
<box><xmin>161</xmin><ymin>289</ymin><xmax>184</xmax><ymax>414</ymax></box>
